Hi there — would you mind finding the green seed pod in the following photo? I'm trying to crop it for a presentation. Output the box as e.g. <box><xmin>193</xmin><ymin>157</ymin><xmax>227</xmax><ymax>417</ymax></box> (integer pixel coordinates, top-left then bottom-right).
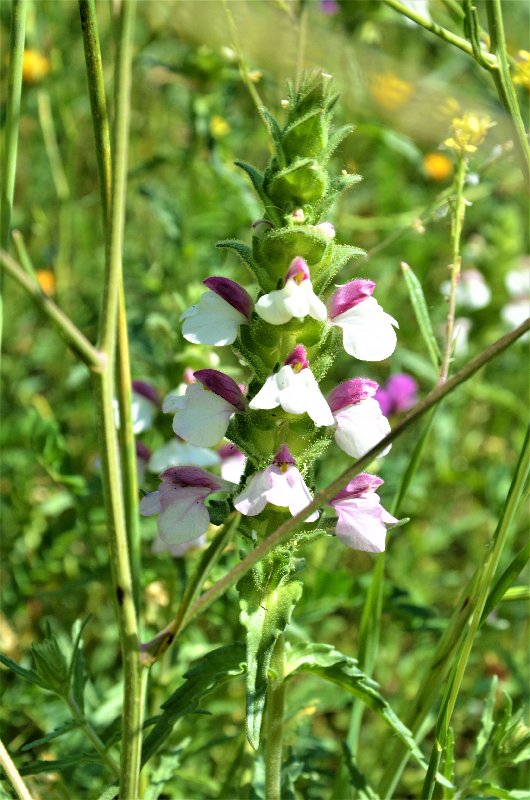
<box><xmin>266</xmin><ymin>159</ymin><xmax>329</xmax><ymax>209</ymax></box>
<box><xmin>254</xmin><ymin>227</ymin><xmax>329</xmax><ymax>281</ymax></box>
<box><xmin>282</xmin><ymin>109</ymin><xmax>329</xmax><ymax>161</ymax></box>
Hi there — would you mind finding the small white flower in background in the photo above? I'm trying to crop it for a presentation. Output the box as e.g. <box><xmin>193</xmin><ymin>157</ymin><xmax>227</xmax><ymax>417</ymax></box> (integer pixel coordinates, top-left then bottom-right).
<box><xmin>311</xmin><ymin>221</ymin><xmax>335</xmax><ymax>239</ymax></box>
<box><xmin>140</xmin><ymin>467</ymin><xmax>233</xmax><ymax>546</ymax></box>
<box><xmin>148</xmin><ymin>439</ymin><xmax>220</xmax><ymax>473</ymax></box>
<box><xmin>328</xmin><ymin>280</ymin><xmax>398</xmax><ymax>361</ymax></box>
<box><xmin>164</xmin><ymin>369</ymin><xmax>247</xmax><ymax>448</ymax></box>
<box><xmin>328</xmin><ymin>473</ymin><xmax>397</xmax><ymax>553</ymax></box>
<box><xmin>180</xmin><ymin>277</ymin><xmax>253</xmax><ymax>346</ymax></box>
<box><xmin>218</xmin><ymin>443</ymin><xmax>247</xmax><ymax>483</ymax></box>
<box><xmin>400</xmin><ymin>0</ymin><xmax>431</xmax><ymax>23</ymax></box>
<box><xmin>255</xmin><ymin>257</ymin><xmax>327</xmax><ymax>325</ymax></box>
<box><xmin>440</xmin><ymin>269</ymin><xmax>491</xmax><ymax>310</ymax></box>
<box><xmin>152</xmin><ymin>533</ymin><xmax>207</xmax><ymax>558</ymax></box>
<box><xmin>249</xmin><ymin>345</ymin><xmax>334</xmax><ymax>427</ymax></box>
<box><xmin>233</xmin><ymin>444</ymin><xmax>318</xmax><ymax>521</ymax></box>
<box><xmin>115</xmin><ymin>380</ymin><xmax>159</xmax><ymax>433</ymax></box>
<box><xmin>502</xmin><ymin>262</ymin><xmax>530</xmax><ymax>335</ymax></box>
<box><xmin>452</xmin><ymin>317</ymin><xmax>472</xmax><ymax>358</ymax></box>
<box><xmin>328</xmin><ymin>378</ymin><xmax>391</xmax><ymax>459</ymax></box>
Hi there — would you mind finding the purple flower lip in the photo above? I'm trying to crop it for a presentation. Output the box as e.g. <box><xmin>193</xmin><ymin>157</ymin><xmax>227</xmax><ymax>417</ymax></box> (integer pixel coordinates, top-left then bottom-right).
<box><xmin>375</xmin><ymin>373</ymin><xmax>418</xmax><ymax>416</ymax></box>
<box><xmin>285</xmin><ymin>256</ymin><xmax>310</xmax><ymax>284</ymax></box>
<box><xmin>160</xmin><ymin>466</ymin><xmax>224</xmax><ymax>492</ymax></box>
<box><xmin>284</xmin><ymin>344</ymin><xmax>309</xmax><ymax>371</ymax></box>
<box><xmin>135</xmin><ymin>441</ymin><xmax>152</xmax><ymax>461</ymax></box>
<box><xmin>328</xmin><ymin>473</ymin><xmax>384</xmax><ymax>505</ymax></box>
<box><xmin>328</xmin><ymin>378</ymin><xmax>379</xmax><ymax>412</ymax></box>
<box><xmin>218</xmin><ymin>442</ymin><xmax>244</xmax><ymax>460</ymax></box>
<box><xmin>203</xmin><ymin>276</ymin><xmax>253</xmax><ymax>319</ymax></box>
<box><xmin>194</xmin><ymin>369</ymin><xmax>247</xmax><ymax>412</ymax></box>
<box><xmin>132</xmin><ymin>380</ymin><xmax>159</xmax><ymax>406</ymax></box>
<box><xmin>273</xmin><ymin>444</ymin><xmax>296</xmax><ymax>468</ymax></box>
<box><xmin>328</xmin><ymin>279</ymin><xmax>376</xmax><ymax>319</ymax></box>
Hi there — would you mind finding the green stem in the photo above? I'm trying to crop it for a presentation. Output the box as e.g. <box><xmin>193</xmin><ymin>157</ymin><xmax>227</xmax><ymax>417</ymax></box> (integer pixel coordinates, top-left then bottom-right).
<box><xmin>12</xmin><ymin>229</ymin><xmax>38</xmax><ymax>282</ymax></box>
<box><xmin>420</xmin><ymin>426</ymin><xmax>530</xmax><ymax>799</ymax></box>
<box><xmin>147</xmin><ymin>318</ymin><xmax>530</xmax><ymax>661</ymax></box>
<box><xmin>1</xmin><ymin>0</ymin><xmax>27</xmax><ymax>358</ymax></box>
<box><xmin>0</xmin><ymin>249</ymin><xmax>103</xmax><ymax>371</ymax></box>
<box><xmin>440</xmin><ymin>154</ymin><xmax>467</xmax><ymax>383</ymax></box>
<box><xmin>37</xmin><ymin>90</ymin><xmax>70</xmax><ymax>202</ymax></box>
<box><xmin>79</xmin><ymin>0</ymin><xmax>141</xmax><ymax>613</ymax></box>
<box><xmin>264</xmin><ymin>633</ymin><xmax>286</xmax><ymax>800</ymax></box>
<box><xmin>1</xmin><ymin>0</ymin><xmax>26</xmax><ymax>250</ymax></box>
<box><xmin>79</xmin><ymin>0</ymin><xmax>145</xmax><ymax>796</ymax></box>
<box><xmin>66</xmin><ymin>695</ymin><xmax>120</xmax><ymax>778</ymax></box>
<box><xmin>485</xmin><ymin>0</ymin><xmax>530</xmax><ymax>183</ymax></box>
<box><xmin>382</xmin><ymin>0</ymin><xmax>497</xmax><ymax>66</ymax></box>
<box><xmin>0</xmin><ymin>736</ymin><xmax>32</xmax><ymax>800</ymax></box>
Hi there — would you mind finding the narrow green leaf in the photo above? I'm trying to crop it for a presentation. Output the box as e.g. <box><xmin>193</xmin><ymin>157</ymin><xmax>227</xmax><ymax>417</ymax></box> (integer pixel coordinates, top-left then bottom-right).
<box><xmin>141</xmin><ymin>644</ymin><xmax>246</xmax><ymax>766</ymax></box>
<box><xmin>340</xmin><ymin>742</ymin><xmax>379</xmax><ymax>799</ymax></box>
<box><xmin>0</xmin><ymin>653</ymin><xmax>49</xmax><ymax>691</ymax></box>
<box><xmin>259</xmin><ymin>106</ymin><xmax>285</xmax><ymax>165</ymax></box>
<box><xmin>442</xmin><ymin>727</ymin><xmax>455</xmax><ymax>800</ymax></box>
<box><xmin>94</xmin><ymin>784</ymin><xmax>119</xmax><ymax>800</ymax></box>
<box><xmin>20</xmin><ymin>720</ymin><xmax>80</xmax><ymax>753</ymax></box>
<box><xmin>476</xmin><ymin>676</ymin><xmax>498</xmax><ymax>757</ymax></box>
<box><xmin>481</xmin><ymin>542</ymin><xmax>530</xmax><ymax>623</ymax></box>
<box><xmin>234</xmin><ymin>159</ymin><xmax>264</xmax><ymax>195</ymax></box>
<box><xmin>19</xmin><ymin>753</ymin><xmax>99</xmax><ymax>775</ymax></box>
<box><xmin>401</xmin><ymin>261</ymin><xmax>441</xmax><ymax>369</ymax></box>
<box><xmin>238</xmin><ymin>564</ymin><xmax>303</xmax><ymax>749</ymax></box>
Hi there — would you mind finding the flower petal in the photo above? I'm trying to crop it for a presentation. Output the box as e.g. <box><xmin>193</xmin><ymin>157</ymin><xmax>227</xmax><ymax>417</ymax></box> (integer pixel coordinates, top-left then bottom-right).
<box><xmin>180</xmin><ymin>292</ymin><xmax>246</xmax><ymax>346</ymax></box>
<box><xmin>332</xmin><ymin>297</ymin><xmax>398</xmax><ymax>361</ymax></box>
<box><xmin>172</xmin><ymin>383</ymin><xmax>234</xmax><ymax>447</ymax></box>
<box><xmin>334</xmin><ymin>496</ymin><xmax>389</xmax><ymax>552</ymax></box>
<box><xmin>233</xmin><ymin>469</ymin><xmax>274</xmax><ymax>516</ymax></box>
<box><xmin>139</xmin><ymin>491</ymin><xmax>162</xmax><ymax>516</ymax></box>
<box><xmin>334</xmin><ymin>398</ymin><xmax>391</xmax><ymax>458</ymax></box>
<box><xmin>157</xmin><ymin>487</ymin><xmax>211</xmax><ymax>545</ymax></box>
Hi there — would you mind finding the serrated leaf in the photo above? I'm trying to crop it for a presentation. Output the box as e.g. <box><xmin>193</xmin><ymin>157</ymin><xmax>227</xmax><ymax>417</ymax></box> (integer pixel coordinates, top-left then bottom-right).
<box><xmin>313</xmin><ymin>243</ymin><xmax>366</xmax><ymax>293</ymax></box>
<box><xmin>144</xmin><ymin>741</ymin><xmax>190</xmax><ymax>800</ymax></box>
<box><xmin>95</xmin><ymin>785</ymin><xmax>119</xmax><ymax>800</ymax></box>
<box><xmin>0</xmin><ymin>653</ymin><xmax>50</xmax><ymax>691</ymax></box>
<box><xmin>141</xmin><ymin>644</ymin><xmax>246</xmax><ymax>766</ymax></box>
<box><xmin>31</xmin><ymin>635</ymin><xmax>70</xmax><ymax>696</ymax></box>
<box><xmin>217</xmin><ymin>239</ymin><xmax>267</xmax><ymax>285</ymax></box>
<box><xmin>285</xmin><ymin>642</ymin><xmax>438</xmax><ymax>778</ymax></box>
<box><xmin>238</xmin><ymin>566</ymin><xmax>303</xmax><ymax>749</ymax></box>
<box><xmin>20</xmin><ymin>720</ymin><xmax>80</xmax><ymax>752</ymax></box>
<box><xmin>401</xmin><ymin>261</ymin><xmax>441</xmax><ymax>369</ymax></box>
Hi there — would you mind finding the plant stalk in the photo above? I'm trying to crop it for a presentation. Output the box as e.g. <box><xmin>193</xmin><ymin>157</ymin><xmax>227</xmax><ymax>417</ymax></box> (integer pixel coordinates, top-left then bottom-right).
<box><xmin>440</xmin><ymin>154</ymin><xmax>467</xmax><ymax>383</ymax></box>
<box><xmin>264</xmin><ymin>633</ymin><xmax>286</xmax><ymax>800</ymax></box>
<box><xmin>0</xmin><ymin>737</ymin><xmax>32</xmax><ymax>800</ymax></box>
<box><xmin>66</xmin><ymin>695</ymin><xmax>120</xmax><ymax>778</ymax></box>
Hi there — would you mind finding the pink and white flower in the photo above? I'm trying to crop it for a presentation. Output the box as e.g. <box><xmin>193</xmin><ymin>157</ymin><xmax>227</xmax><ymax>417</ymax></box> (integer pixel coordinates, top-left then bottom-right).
<box><xmin>255</xmin><ymin>257</ymin><xmax>327</xmax><ymax>325</ymax></box>
<box><xmin>328</xmin><ymin>473</ymin><xmax>397</xmax><ymax>552</ymax></box>
<box><xmin>148</xmin><ymin>439</ymin><xmax>220</xmax><ymax>473</ymax></box>
<box><xmin>249</xmin><ymin>345</ymin><xmax>334</xmax><ymax>427</ymax></box>
<box><xmin>164</xmin><ymin>369</ymin><xmax>246</xmax><ymax>447</ymax></box>
<box><xmin>328</xmin><ymin>280</ymin><xmax>398</xmax><ymax>361</ymax></box>
<box><xmin>375</xmin><ymin>373</ymin><xmax>418</xmax><ymax>417</ymax></box>
<box><xmin>233</xmin><ymin>445</ymin><xmax>318</xmax><ymax>521</ymax></box>
<box><xmin>329</xmin><ymin>378</ymin><xmax>391</xmax><ymax>459</ymax></box>
<box><xmin>140</xmin><ymin>466</ymin><xmax>232</xmax><ymax>546</ymax></box>
<box><xmin>218</xmin><ymin>442</ymin><xmax>247</xmax><ymax>483</ymax></box>
<box><xmin>180</xmin><ymin>277</ymin><xmax>253</xmax><ymax>346</ymax></box>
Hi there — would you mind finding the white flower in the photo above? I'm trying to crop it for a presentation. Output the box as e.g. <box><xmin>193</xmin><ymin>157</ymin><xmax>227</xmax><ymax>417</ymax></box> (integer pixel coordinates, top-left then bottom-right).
<box><xmin>148</xmin><ymin>439</ymin><xmax>220</xmax><ymax>473</ymax></box>
<box><xmin>180</xmin><ymin>277</ymin><xmax>252</xmax><ymax>346</ymax></box>
<box><xmin>140</xmin><ymin>467</ymin><xmax>231</xmax><ymax>546</ymax></box>
<box><xmin>165</xmin><ymin>369</ymin><xmax>246</xmax><ymax>448</ymax></box>
<box><xmin>255</xmin><ymin>256</ymin><xmax>327</xmax><ymax>325</ymax></box>
<box><xmin>440</xmin><ymin>269</ymin><xmax>491</xmax><ymax>310</ymax></box>
<box><xmin>249</xmin><ymin>346</ymin><xmax>333</xmax><ymax>427</ymax></box>
<box><xmin>233</xmin><ymin>445</ymin><xmax>318</xmax><ymax>522</ymax></box>
<box><xmin>328</xmin><ymin>473</ymin><xmax>397</xmax><ymax>553</ymax></box>
<box><xmin>328</xmin><ymin>379</ymin><xmax>391</xmax><ymax>459</ymax></box>
<box><xmin>328</xmin><ymin>280</ymin><xmax>398</xmax><ymax>362</ymax></box>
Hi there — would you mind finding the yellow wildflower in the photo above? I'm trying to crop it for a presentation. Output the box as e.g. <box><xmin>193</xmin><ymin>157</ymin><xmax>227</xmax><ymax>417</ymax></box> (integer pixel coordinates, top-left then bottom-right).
<box><xmin>423</xmin><ymin>152</ymin><xmax>453</xmax><ymax>181</ymax></box>
<box><xmin>247</xmin><ymin>69</ymin><xmax>262</xmax><ymax>84</ymax></box>
<box><xmin>22</xmin><ymin>49</ymin><xmax>50</xmax><ymax>84</ymax></box>
<box><xmin>36</xmin><ymin>269</ymin><xmax>56</xmax><ymax>295</ymax></box>
<box><xmin>210</xmin><ymin>115</ymin><xmax>230</xmax><ymax>139</ymax></box>
<box><xmin>513</xmin><ymin>50</ymin><xmax>530</xmax><ymax>91</ymax></box>
<box><xmin>369</xmin><ymin>72</ymin><xmax>413</xmax><ymax>112</ymax></box>
<box><xmin>444</xmin><ymin>112</ymin><xmax>495</xmax><ymax>155</ymax></box>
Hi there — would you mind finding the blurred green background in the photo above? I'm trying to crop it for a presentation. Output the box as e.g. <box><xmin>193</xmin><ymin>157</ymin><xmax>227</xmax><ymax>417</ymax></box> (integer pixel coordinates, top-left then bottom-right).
<box><xmin>1</xmin><ymin>1</ymin><xmax>528</xmax><ymax>797</ymax></box>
